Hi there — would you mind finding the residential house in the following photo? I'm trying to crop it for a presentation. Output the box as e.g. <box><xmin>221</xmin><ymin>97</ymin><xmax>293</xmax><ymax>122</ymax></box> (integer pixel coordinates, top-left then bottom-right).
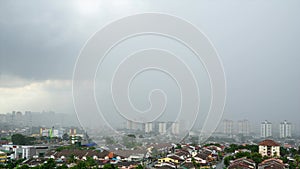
<box><xmin>258</xmin><ymin>158</ymin><xmax>287</xmax><ymax>169</ymax></box>
<box><xmin>228</xmin><ymin>157</ymin><xmax>256</xmax><ymax>169</ymax></box>
<box><xmin>112</xmin><ymin>150</ymin><xmax>146</xmax><ymax>162</ymax></box>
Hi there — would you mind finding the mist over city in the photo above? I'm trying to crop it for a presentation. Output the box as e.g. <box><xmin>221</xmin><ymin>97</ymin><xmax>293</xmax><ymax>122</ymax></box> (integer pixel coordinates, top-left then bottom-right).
<box><xmin>0</xmin><ymin>1</ymin><xmax>300</xmax><ymax>169</ymax></box>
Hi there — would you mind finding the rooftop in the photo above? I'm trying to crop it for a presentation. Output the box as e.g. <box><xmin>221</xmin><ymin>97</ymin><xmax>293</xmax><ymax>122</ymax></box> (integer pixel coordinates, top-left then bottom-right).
<box><xmin>259</xmin><ymin>140</ymin><xmax>280</xmax><ymax>146</ymax></box>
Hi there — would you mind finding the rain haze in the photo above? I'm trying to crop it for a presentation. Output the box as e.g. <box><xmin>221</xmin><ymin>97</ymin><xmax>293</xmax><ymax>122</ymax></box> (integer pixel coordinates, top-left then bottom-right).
<box><xmin>1</xmin><ymin>0</ymin><xmax>300</xmax><ymax>136</ymax></box>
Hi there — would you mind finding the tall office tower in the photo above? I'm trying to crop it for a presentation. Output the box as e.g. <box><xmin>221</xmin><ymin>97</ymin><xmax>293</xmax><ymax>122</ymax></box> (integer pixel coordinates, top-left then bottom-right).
<box><xmin>237</xmin><ymin>119</ymin><xmax>250</xmax><ymax>136</ymax></box>
<box><xmin>261</xmin><ymin>120</ymin><xmax>272</xmax><ymax>138</ymax></box>
<box><xmin>223</xmin><ymin>119</ymin><xmax>234</xmax><ymax>135</ymax></box>
<box><xmin>279</xmin><ymin>120</ymin><xmax>292</xmax><ymax>138</ymax></box>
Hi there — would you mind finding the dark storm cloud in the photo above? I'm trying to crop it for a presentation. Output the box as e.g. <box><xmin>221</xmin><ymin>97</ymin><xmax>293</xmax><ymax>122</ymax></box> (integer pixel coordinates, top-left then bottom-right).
<box><xmin>0</xmin><ymin>1</ymin><xmax>84</xmax><ymax>80</ymax></box>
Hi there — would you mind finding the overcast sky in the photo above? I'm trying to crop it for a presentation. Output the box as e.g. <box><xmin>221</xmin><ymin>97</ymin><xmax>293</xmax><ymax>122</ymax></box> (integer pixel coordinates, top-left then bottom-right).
<box><xmin>1</xmin><ymin>0</ymin><xmax>300</xmax><ymax>131</ymax></box>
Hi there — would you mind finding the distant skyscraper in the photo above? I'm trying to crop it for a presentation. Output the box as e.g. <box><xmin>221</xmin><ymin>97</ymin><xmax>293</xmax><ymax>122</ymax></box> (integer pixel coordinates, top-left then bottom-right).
<box><xmin>223</xmin><ymin>119</ymin><xmax>234</xmax><ymax>135</ymax></box>
<box><xmin>171</xmin><ymin>122</ymin><xmax>180</xmax><ymax>135</ymax></box>
<box><xmin>158</xmin><ymin>122</ymin><xmax>167</xmax><ymax>134</ymax></box>
<box><xmin>279</xmin><ymin>120</ymin><xmax>292</xmax><ymax>138</ymax></box>
<box><xmin>144</xmin><ymin>122</ymin><xmax>153</xmax><ymax>133</ymax></box>
<box><xmin>261</xmin><ymin>120</ymin><xmax>272</xmax><ymax>138</ymax></box>
<box><xmin>237</xmin><ymin>119</ymin><xmax>250</xmax><ymax>136</ymax></box>
<box><xmin>126</xmin><ymin>120</ymin><xmax>143</xmax><ymax>131</ymax></box>
<box><xmin>127</xmin><ymin>120</ymin><xmax>134</xmax><ymax>130</ymax></box>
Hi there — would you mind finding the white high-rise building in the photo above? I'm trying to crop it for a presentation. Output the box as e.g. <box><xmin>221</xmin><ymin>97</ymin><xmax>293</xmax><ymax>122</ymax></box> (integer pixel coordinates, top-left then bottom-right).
<box><xmin>279</xmin><ymin>120</ymin><xmax>292</xmax><ymax>138</ymax></box>
<box><xmin>223</xmin><ymin>119</ymin><xmax>234</xmax><ymax>135</ymax></box>
<box><xmin>237</xmin><ymin>119</ymin><xmax>250</xmax><ymax>136</ymax></box>
<box><xmin>144</xmin><ymin>122</ymin><xmax>153</xmax><ymax>133</ymax></box>
<box><xmin>127</xmin><ymin>120</ymin><xmax>134</xmax><ymax>130</ymax></box>
<box><xmin>171</xmin><ymin>122</ymin><xmax>180</xmax><ymax>135</ymax></box>
<box><xmin>158</xmin><ymin>122</ymin><xmax>167</xmax><ymax>134</ymax></box>
<box><xmin>261</xmin><ymin>120</ymin><xmax>272</xmax><ymax>138</ymax></box>
<box><xmin>126</xmin><ymin>120</ymin><xmax>142</xmax><ymax>130</ymax></box>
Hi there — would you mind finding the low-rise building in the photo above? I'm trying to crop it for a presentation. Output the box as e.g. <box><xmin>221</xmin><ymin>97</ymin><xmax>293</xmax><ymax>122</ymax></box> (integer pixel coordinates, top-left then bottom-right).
<box><xmin>258</xmin><ymin>140</ymin><xmax>280</xmax><ymax>157</ymax></box>
<box><xmin>0</xmin><ymin>151</ymin><xmax>7</xmax><ymax>163</ymax></box>
<box><xmin>1</xmin><ymin>145</ymin><xmax>48</xmax><ymax>159</ymax></box>
<box><xmin>158</xmin><ymin>157</ymin><xmax>180</xmax><ymax>164</ymax></box>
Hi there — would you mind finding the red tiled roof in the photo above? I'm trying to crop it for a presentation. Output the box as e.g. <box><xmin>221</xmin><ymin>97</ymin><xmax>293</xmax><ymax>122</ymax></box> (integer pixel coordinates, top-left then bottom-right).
<box><xmin>258</xmin><ymin>158</ymin><xmax>285</xmax><ymax>169</ymax></box>
<box><xmin>259</xmin><ymin>140</ymin><xmax>280</xmax><ymax>146</ymax></box>
<box><xmin>228</xmin><ymin>157</ymin><xmax>256</xmax><ymax>169</ymax></box>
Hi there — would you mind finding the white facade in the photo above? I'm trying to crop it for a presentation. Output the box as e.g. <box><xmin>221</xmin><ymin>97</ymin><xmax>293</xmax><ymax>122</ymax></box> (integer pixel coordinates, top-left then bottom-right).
<box><xmin>279</xmin><ymin>120</ymin><xmax>292</xmax><ymax>138</ymax></box>
<box><xmin>237</xmin><ymin>120</ymin><xmax>250</xmax><ymax>136</ymax></box>
<box><xmin>126</xmin><ymin>120</ymin><xmax>142</xmax><ymax>130</ymax></box>
<box><xmin>2</xmin><ymin>145</ymin><xmax>48</xmax><ymax>159</ymax></box>
<box><xmin>145</xmin><ymin>122</ymin><xmax>153</xmax><ymax>133</ymax></box>
<box><xmin>171</xmin><ymin>122</ymin><xmax>179</xmax><ymax>135</ymax></box>
<box><xmin>261</xmin><ymin>120</ymin><xmax>272</xmax><ymax>138</ymax></box>
<box><xmin>126</xmin><ymin>120</ymin><xmax>134</xmax><ymax>130</ymax></box>
<box><xmin>223</xmin><ymin>120</ymin><xmax>234</xmax><ymax>135</ymax></box>
<box><xmin>259</xmin><ymin>145</ymin><xmax>280</xmax><ymax>157</ymax></box>
<box><xmin>158</xmin><ymin>122</ymin><xmax>167</xmax><ymax>134</ymax></box>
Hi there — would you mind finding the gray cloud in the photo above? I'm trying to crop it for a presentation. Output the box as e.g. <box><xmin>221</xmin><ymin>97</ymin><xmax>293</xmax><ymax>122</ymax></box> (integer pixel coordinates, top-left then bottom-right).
<box><xmin>0</xmin><ymin>0</ymin><xmax>300</xmax><ymax>131</ymax></box>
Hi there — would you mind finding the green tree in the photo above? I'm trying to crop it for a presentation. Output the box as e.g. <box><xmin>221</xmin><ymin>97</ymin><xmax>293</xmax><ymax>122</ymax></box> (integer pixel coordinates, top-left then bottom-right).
<box><xmin>224</xmin><ymin>156</ymin><xmax>234</xmax><ymax>167</ymax></box>
<box><xmin>127</xmin><ymin>134</ymin><xmax>136</xmax><ymax>138</ymax></box>
<box><xmin>57</xmin><ymin>164</ymin><xmax>68</xmax><ymax>169</ymax></box>
<box><xmin>41</xmin><ymin>158</ymin><xmax>56</xmax><ymax>169</ymax></box>
<box><xmin>235</xmin><ymin>152</ymin><xmax>251</xmax><ymax>159</ymax></box>
<box><xmin>103</xmin><ymin>164</ymin><xmax>117</xmax><ymax>169</ymax></box>
<box><xmin>280</xmin><ymin>156</ymin><xmax>288</xmax><ymax>163</ymax></box>
<box><xmin>136</xmin><ymin>164</ymin><xmax>144</xmax><ymax>169</ymax></box>
<box><xmin>246</xmin><ymin>145</ymin><xmax>258</xmax><ymax>153</ymax></box>
<box><xmin>290</xmin><ymin>148</ymin><xmax>298</xmax><ymax>156</ymax></box>
<box><xmin>280</xmin><ymin>147</ymin><xmax>288</xmax><ymax>157</ymax></box>
<box><xmin>76</xmin><ymin>161</ymin><xmax>88</xmax><ymax>169</ymax></box>
<box><xmin>86</xmin><ymin>156</ymin><xmax>96</xmax><ymax>168</ymax></box>
<box><xmin>224</xmin><ymin>144</ymin><xmax>238</xmax><ymax>153</ymax></box>
<box><xmin>11</xmin><ymin>134</ymin><xmax>35</xmax><ymax>145</ymax></box>
<box><xmin>67</xmin><ymin>154</ymin><xmax>77</xmax><ymax>164</ymax></box>
<box><xmin>6</xmin><ymin>158</ymin><xmax>25</xmax><ymax>169</ymax></box>
<box><xmin>295</xmin><ymin>155</ymin><xmax>300</xmax><ymax>169</ymax></box>
<box><xmin>250</xmin><ymin>152</ymin><xmax>262</xmax><ymax>165</ymax></box>
<box><xmin>191</xmin><ymin>157</ymin><xmax>200</xmax><ymax>168</ymax></box>
<box><xmin>289</xmin><ymin>161</ymin><xmax>297</xmax><ymax>169</ymax></box>
<box><xmin>17</xmin><ymin>165</ymin><xmax>30</xmax><ymax>169</ymax></box>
